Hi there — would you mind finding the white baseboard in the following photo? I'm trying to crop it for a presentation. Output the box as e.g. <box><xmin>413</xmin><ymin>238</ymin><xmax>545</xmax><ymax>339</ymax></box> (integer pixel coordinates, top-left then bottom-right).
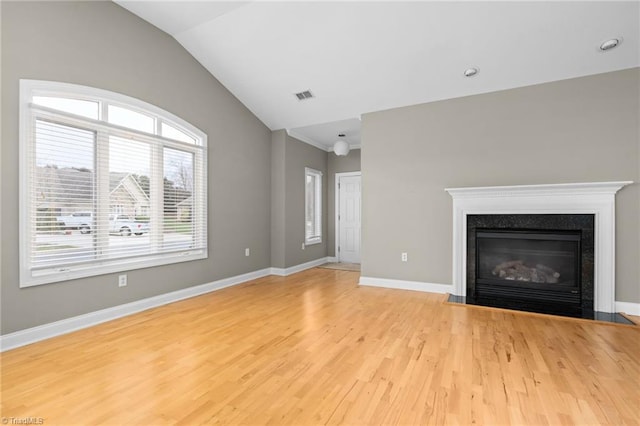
<box><xmin>270</xmin><ymin>257</ymin><xmax>330</xmax><ymax>276</ymax></box>
<box><xmin>0</xmin><ymin>267</ymin><xmax>272</xmax><ymax>352</ymax></box>
<box><xmin>359</xmin><ymin>276</ymin><xmax>452</xmax><ymax>294</ymax></box>
<box><xmin>2</xmin><ymin>258</ymin><xmax>333</xmax><ymax>352</ymax></box>
<box><xmin>615</xmin><ymin>301</ymin><xmax>640</xmax><ymax>316</ymax></box>
<box><xmin>326</xmin><ymin>256</ymin><xmax>338</xmax><ymax>263</ymax></box>
<box><xmin>9</xmin><ymin>262</ymin><xmax>630</xmax><ymax>352</ymax></box>
<box><xmin>361</xmin><ymin>277</ymin><xmax>640</xmax><ymax>316</ymax></box>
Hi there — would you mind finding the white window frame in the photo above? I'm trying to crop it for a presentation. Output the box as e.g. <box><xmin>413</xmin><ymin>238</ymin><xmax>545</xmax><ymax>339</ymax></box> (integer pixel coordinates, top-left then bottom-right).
<box><xmin>19</xmin><ymin>80</ymin><xmax>208</xmax><ymax>287</ymax></box>
<box><xmin>304</xmin><ymin>167</ymin><xmax>323</xmax><ymax>245</ymax></box>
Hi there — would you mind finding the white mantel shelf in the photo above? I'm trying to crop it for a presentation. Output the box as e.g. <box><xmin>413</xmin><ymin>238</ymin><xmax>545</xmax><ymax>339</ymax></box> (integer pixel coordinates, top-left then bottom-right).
<box><xmin>445</xmin><ymin>181</ymin><xmax>633</xmax><ymax>198</ymax></box>
<box><xmin>445</xmin><ymin>181</ymin><xmax>633</xmax><ymax>313</ymax></box>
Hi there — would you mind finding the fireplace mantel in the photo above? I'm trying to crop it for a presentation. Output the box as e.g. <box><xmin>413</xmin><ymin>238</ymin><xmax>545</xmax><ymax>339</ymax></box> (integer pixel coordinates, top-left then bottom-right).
<box><xmin>445</xmin><ymin>181</ymin><xmax>632</xmax><ymax>313</ymax></box>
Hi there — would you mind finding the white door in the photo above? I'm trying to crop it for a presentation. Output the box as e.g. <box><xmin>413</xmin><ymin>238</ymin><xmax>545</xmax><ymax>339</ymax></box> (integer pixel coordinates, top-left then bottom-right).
<box><xmin>337</xmin><ymin>174</ymin><xmax>361</xmax><ymax>263</ymax></box>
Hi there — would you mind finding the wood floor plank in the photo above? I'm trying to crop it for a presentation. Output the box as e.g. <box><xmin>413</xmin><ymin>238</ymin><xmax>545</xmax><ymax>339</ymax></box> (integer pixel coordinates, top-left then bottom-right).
<box><xmin>1</xmin><ymin>268</ymin><xmax>639</xmax><ymax>425</ymax></box>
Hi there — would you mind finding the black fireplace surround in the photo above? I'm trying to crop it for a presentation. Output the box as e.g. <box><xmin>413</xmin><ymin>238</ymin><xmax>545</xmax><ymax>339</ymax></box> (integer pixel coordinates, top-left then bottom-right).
<box><xmin>466</xmin><ymin>214</ymin><xmax>595</xmax><ymax>317</ymax></box>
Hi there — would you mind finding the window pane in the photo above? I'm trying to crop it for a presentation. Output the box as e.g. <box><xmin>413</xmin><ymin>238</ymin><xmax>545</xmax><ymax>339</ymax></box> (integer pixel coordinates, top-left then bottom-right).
<box><xmin>161</xmin><ymin>122</ymin><xmax>196</xmax><ymax>144</ymax></box>
<box><xmin>107</xmin><ymin>105</ymin><xmax>155</xmax><ymax>133</ymax></box>
<box><xmin>33</xmin><ymin>120</ymin><xmax>96</xmax><ymax>267</ymax></box>
<box><xmin>305</xmin><ymin>169</ymin><xmax>321</xmax><ymax>244</ymax></box>
<box><xmin>33</xmin><ymin>96</ymin><xmax>99</xmax><ymax>119</ymax></box>
<box><xmin>163</xmin><ymin>148</ymin><xmax>195</xmax><ymax>251</ymax></box>
<box><xmin>106</xmin><ymin>136</ymin><xmax>152</xmax><ymax>258</ymax></box>
<box><xmin>306</xmin><ymin>175</ymin><xmax>317</xmax><ymax>238</ymax></box>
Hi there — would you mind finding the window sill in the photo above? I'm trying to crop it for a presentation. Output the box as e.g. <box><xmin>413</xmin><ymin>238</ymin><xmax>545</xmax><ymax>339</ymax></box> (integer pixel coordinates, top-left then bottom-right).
<box><xmin>305</xmin><ymin>239</ymin><xmax>322</xmax><ymax>246</ymax></box>
<box><xmin>21</xmin><ymin>250</ymin><xmax>207</xmax><ymax>287</ymax></box>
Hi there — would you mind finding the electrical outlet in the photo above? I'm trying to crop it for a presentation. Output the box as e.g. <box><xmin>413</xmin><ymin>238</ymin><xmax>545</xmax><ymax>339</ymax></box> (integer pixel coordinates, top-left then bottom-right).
<box><xmin>245</xmin><ymin>248</ymin><xmax>250</xmax><ymax>257</ymax></box>
<box><xmin>302</xmin><ymin>243</ymin><xmax>305</xmax><ymax>250</ymax></box>
<box><xmin>118</xmin><ymin>274</ymin><xmax>127</xmax><ymax>287</ymax></box>
<box><xmin>401</xmin><ymin>252</ymin><xmax>408</xmax><ymax>262</ymax></box>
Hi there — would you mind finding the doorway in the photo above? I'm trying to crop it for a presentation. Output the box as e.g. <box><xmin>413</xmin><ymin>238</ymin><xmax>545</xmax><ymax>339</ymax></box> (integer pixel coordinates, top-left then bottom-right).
<box><xmin>335</xmin><ymin>172</ymin><xmax>361</xmax><ymax>264</ymax></box>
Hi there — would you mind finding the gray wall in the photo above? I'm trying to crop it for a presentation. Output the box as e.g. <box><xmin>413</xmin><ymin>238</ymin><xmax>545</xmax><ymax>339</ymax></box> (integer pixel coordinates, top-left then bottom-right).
<box><xmin>327</xmin><ymin>149</ymin><xmax>361</xmax><ymax>257</ymax></box>
<box><xmin>362</xmin><ymin>68</ymin><xmax>640</xmax><ymax>303</ymax></box>
<box><xmin>1</xmin><ymin>1</ymin><xmax>272</xmax><ymax>333</ymax></box>
<box><xmin>271</xmin><ymin>133</ymin><xmax>347</xmax><ymax>265</ymax></box>
<box><xmin>278</xmin><ymin>132</ymin><xmax>328</xmax><ymax>268</ymax></box>
<box><xmin>270</xmin><ymin>130</ymin><xmax>287</xmax><ymax>269</ymax></box>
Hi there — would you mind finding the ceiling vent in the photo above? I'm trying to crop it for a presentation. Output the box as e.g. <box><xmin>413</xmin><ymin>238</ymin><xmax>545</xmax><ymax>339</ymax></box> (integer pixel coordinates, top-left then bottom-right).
<box><xmin>295</xmin><ymin>90</ymin><xmax>314</xmax><ymax>101</ymax></box>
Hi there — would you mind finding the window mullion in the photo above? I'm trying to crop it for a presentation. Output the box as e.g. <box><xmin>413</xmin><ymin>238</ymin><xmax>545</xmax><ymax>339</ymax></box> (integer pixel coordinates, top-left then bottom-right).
<box><xmin>194</xmin><ymin>151</ymin><xmax>205</xmax><ymax>248</ymax></box>
<box><xmin>95</xmin><ymin>131</ymin><xmax>110</xmax><ymax>259</ymax></box>
<box><xmin>101</xmin><ymin>101</ymin><xmax>108</xmax><ymax>122</ymax></box>
<box><xmin>316</xmin><ymin>176</ymin><xmax>322</xmax><ymax>238</ymax></box>
<box><xmin>151</xmin><ymin>144</ymin><xmax>164</xmax><ymax>251</ymax></box>
<box><xmin>23</xmin><ymin>111</ymin><xmax>37</xmax><ymax>275</ymax></box>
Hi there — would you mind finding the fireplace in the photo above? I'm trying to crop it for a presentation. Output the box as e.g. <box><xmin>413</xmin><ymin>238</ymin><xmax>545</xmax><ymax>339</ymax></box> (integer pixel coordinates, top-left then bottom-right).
<box><xmin>445</xmin><ymin>181</ymin><xmax>632</xmax><ymax>317</ymax></box>
<box><xmin>466</xmin><ymin>215</ymin><xmax>594</xmax><ymax>316</ymax></box>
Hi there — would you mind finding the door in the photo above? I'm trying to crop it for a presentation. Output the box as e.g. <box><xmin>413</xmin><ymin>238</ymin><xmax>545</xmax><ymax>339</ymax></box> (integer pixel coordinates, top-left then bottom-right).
<box><xmin>337</xmin><ymin>173</ymin><xmax>361</xmax><ymax>263</ymax></box>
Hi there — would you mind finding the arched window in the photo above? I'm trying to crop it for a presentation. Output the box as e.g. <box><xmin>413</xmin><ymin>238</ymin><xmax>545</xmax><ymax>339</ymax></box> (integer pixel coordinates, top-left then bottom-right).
<box><xmin>20</xmin><ymin>80</ymin><xmax>207</xmax><ymax>287</ymax></box>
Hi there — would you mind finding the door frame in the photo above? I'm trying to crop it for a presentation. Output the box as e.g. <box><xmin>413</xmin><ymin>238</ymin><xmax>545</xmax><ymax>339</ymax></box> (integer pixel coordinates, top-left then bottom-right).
<box><xmin>334</xmin><ymin>171</ymin><xmax>362</xmax><ymax>263</ymax></box>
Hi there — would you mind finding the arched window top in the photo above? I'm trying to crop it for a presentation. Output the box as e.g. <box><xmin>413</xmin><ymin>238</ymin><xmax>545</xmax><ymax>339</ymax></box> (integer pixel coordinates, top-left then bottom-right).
<box><xmin>23</xmin><ymin>80</ymin><xmax>205</xmax><ymax>147</ymax></box>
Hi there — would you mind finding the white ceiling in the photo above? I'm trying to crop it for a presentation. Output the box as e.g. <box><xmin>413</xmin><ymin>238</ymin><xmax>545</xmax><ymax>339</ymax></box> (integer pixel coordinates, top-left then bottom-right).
<box><xmin>116</xmin><ymin>1</ymin><xmax>640</xmax><ymax>150</ymax></box>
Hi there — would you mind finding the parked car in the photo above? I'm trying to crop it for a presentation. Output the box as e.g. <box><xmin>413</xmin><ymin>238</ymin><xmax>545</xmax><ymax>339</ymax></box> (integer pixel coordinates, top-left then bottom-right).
<box><xmin>109</xmin><ymin>214</ymin><xmax>150</xmax><ymax>236</ymax></box>
<box><xmin>56</xmin><ymin>212</ymin><xmax>93</xmax><ymax>234</ymax></box>
<box><xmin>56</xmin><ymin>212</ymin><xmax>149</xmax><ymax>236</ymax></box>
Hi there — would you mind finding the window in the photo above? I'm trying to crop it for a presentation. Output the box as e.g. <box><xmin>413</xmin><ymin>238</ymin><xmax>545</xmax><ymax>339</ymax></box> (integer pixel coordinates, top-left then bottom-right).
<box><xmin>305</xmin><ymin>167</ymin><xmax>322</xmax><ymax>245</ymax></box>
<box><xmin>20</xmin><ymin>80</ymin><xmax>207</xmax><ymax>287</ymax></box>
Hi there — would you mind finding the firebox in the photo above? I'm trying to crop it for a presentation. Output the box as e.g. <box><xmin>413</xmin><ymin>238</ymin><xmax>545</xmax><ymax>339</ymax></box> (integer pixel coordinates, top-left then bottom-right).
<box><xmin>476</xmin><ymin>229</ymin><xmax>581</xmax><ymax>304</ymax></box>
<box><xmin>466</xmin><ymin>214</ymin><xmax>594</xmax><ymax>317</ymax></box>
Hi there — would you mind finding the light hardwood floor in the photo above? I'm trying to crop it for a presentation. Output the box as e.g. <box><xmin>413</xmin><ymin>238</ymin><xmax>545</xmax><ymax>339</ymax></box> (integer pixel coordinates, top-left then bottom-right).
<box><xmin>1</xmin><ymin>268</ymin><xmax>639</xmax><ymax>425</ymax></box>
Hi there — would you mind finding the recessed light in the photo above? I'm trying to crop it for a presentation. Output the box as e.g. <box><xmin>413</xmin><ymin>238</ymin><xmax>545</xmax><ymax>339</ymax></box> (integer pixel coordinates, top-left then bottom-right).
<box><xmin>600</xmin><ymin>38</ymin><xmax>621</xmax><ymax>52</ymax></box>
<box><xmin>464</xmin><ymin>67</ymin><xmax>479</xmax><ymax>77</ymax></box>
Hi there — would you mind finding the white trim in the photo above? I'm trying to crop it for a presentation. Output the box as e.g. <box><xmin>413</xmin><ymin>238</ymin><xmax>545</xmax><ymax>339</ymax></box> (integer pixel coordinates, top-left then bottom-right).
<box><xmin>335</xmin><ymin>171</ymin><xmax>362</xmax><ymax>262</ymax></box>
<box><xmin>327</xmin><ymin>256</ymin><xmax>338</xmax><ymax>263</ymax></box>
<box><xmin>286</xmin><ymin>129</ymin><xmax>327</xmax><ymax>152</ymax></box>
<box><xmin>3</xmin><ymin>263</ymin><xmax>635</xmax><ymax>352</ymax></box>
<box><xmin>445</xmin><ymin>181</ymin><xmax>631</xmax><ymax>198</ymax></box>
<box><xmin>305</xmin><ymin>167</ymin><xmax>323</xmax><ymax>245</ymax></box>
<box><xmin>270</xmin><ymin>257</ymin><xmax>330</xmax><ymax>277</ymax></box>
<box><xmin>359</xmin><ymin>276</ymin><xmax>452</xmax><ymax>294</ymax></box>
<box><xmin>445</xmin><ymin>181</ymin><xmax>633</xmax><ymax>313</ymax></box>
<box><xmin>285</xmin><ymin>130</ymin><xmax>361</xmax><ymax>153</ymax></box>
<box><xmin>27</xmin><ymin>250</ymin><xmax>208</xmax><ymax>287</ymax></box>
<box><xmin>22</xmin><ymin>80</ymin><xmax>206</xmax><ymax>143</ymax></box>
<box><xmin>0</xmin><ymin>268</ymin><xmax>272</xmax><ymax>352</ymax></box>
<box><xmin>615</xmin><ymin>301</ymin><xmax>640</xmax><ymax>316</ymax></box>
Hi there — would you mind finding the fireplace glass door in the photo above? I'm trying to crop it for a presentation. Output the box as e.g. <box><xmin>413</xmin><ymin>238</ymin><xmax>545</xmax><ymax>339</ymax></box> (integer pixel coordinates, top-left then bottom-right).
<box><xmin>475</xmin><ymin>229</ymin><xmax>581</xmax><ymax>303</ymax></box>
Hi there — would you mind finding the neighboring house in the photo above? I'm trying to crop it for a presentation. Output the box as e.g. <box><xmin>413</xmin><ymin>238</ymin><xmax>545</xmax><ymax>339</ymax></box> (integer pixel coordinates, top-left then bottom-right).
<box><xmin>36</xmin><ymin>166</ymin><xmax>194</xmax><ymax>223</ymax></box>
<box><xmin>35</xmin><ymin>166</ymin><xmax>93</xmax><ymax>226</ymax></box>
<box><xmin>109</xmin><ymin>172</ymin><xmax>150</xmax><ymax>217</ymax></box>
<box><xmin>176</xmin><ymin>196</ymin><xmax>192</xmax><ymax>221</ymax></box>
<box><xmin>36</xmin><ymin>167</ymin><xmax>151</xmax><ymax>220</ymax></box>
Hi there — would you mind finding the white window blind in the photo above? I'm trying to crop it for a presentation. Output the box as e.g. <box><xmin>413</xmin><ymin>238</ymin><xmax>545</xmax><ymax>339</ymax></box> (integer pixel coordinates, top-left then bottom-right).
<box><xmin>305</xmin><ymin>167</ymin><xmax>322</xmax><ymax>245</ymax></box>
<box><xmin>20</xmin><ymin>80</ymin><xmax>208</xmax><ymax>287</ymax></box>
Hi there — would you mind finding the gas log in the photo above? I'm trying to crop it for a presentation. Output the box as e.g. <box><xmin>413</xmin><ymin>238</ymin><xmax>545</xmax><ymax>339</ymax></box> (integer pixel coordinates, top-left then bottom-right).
<box><xmin>491</xmin><ymin>260</ymin><xmax>561</xmax><ymax>283</ymax></box>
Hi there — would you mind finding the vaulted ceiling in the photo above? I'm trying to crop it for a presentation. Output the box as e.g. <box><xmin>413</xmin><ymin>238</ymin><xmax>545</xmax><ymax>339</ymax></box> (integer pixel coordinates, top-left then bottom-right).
<box><xmin>115</xmin><ymin>1</ymin><xmax>640</xmax><ymax>150</ymax></box>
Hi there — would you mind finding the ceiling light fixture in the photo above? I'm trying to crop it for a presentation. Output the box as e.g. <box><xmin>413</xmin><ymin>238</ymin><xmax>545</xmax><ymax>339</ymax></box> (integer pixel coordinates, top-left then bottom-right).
<box><xmin>333</xmin><ymin>134</ymin><xmax>350</xmax><ymax>156</ymax></box>
<box><xmin>464</xmin><ymin>67</ymin><xmax>479</xmax><ymax>77</ymax></box>
<box><xmin>599</xmin><ymin>38</ymin><xmax>621</xmax><ymax>52</ymax></box>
